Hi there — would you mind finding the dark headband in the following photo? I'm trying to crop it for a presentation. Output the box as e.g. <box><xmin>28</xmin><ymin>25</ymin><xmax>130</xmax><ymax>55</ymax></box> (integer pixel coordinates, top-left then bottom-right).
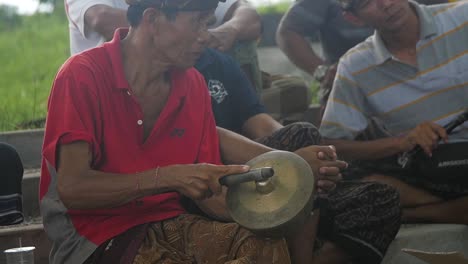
<box><xmin>126</xmin><ymin>0</ymin><xmax>224</xmax><ymax>11</ymax></box>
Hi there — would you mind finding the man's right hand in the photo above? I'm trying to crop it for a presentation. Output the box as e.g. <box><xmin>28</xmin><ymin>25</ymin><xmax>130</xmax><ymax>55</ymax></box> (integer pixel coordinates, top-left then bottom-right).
<box><xmin>157</xmin><ymin>164</ymin><xmax>249</xmax><ymax>200</ymax></box>
<box><xmin>294</xmin><ymin>146</ymin><xmax>348</xmax><ymax>194</ymax></box>
<box><xmin>398</xmin><ymin>121</ymin><xmax>448</xmax><ymax>156</ymax></box>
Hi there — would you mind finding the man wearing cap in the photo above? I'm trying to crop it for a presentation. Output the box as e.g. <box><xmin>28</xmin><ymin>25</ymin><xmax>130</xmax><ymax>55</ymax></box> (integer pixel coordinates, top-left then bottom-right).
<box><xmin>321</xmin><ymin>0</ymin><xmax>468</xmax><ymax>224</ymax></box>
<box><xmin>41</xmin><ymin>0</ymin><xmax>294</xmax><ymax>263</ymax></box>
<box><xmin>65</xmin><ymin>0</ymin><xmax>263</xmax><ymax>91</ymax></box>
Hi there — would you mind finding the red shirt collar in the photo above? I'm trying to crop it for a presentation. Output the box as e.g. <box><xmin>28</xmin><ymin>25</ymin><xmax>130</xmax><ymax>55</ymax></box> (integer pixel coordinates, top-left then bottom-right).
<box><xmin>103</xmin><ymin>28</ymin><xmax>130</xmax><ymax>90</ymax></box>
<box><xmin>103</xmin><ymin>28</ymin><xmax>189</xmax><ymax>102</ymax></box>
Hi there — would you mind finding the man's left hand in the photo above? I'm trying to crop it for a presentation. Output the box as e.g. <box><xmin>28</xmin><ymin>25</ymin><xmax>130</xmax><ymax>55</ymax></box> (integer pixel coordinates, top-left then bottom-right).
<box><xmin>294</xmin><ymin>145</ymin><xmax>347</xmax><ymax>194</ymax></box>
<box><xmin>207</xmin><ymin>25</ymin><xmax>239</xmax><ymax>52</ymax></box>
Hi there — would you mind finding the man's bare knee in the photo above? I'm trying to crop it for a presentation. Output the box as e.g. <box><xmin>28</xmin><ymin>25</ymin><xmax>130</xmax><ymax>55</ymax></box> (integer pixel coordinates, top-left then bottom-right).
<box><xmin>362</xmin><ymin>174</ymin><xmax>395</xmax><ymax>184</ymax></box>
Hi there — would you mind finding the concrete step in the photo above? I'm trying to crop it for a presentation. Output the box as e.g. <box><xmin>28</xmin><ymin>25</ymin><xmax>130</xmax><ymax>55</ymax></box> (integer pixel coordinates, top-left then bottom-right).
<box><xmin>0</xmin><ymin>222</ymin><xmax>50</xmax><ymax>264</ymax></box>
<box><xmin>383</xmin><ymin>224</ymin><xmax>468</xmax><ymax>263</ymax></box>
<box><xmin>0</xmin><ymin>129</ymin><xmax>44</xmax><ymax>169</ymax></box>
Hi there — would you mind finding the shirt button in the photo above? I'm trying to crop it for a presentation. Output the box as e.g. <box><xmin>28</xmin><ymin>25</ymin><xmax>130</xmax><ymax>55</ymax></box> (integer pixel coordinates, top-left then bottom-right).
<box><xmin>127</xmin><ymin>91</ymin><xmax>131</xmax><ymax>96</ymax></box>
<box><xmin>137</xmin><ymin>120</ymin><xmax>143</xmax><ymax>125</ymax></box>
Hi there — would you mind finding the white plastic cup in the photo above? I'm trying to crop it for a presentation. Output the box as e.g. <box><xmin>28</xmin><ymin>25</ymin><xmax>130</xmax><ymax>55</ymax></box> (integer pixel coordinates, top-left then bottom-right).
<box><xmin>4</xmin><ymin>246</ymin><xmax>35</xmax><ymax>264</ymax></box>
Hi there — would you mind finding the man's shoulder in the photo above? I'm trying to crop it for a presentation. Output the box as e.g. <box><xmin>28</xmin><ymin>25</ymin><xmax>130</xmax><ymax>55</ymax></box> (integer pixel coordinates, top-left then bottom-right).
<box><xmin>67</xmin><ymin>47</ymin><xmax>110</xmax><ymax>71</ymax></box>
<box><xmin>195</xmin><ymin>49</ymin><xmax>237</xmax><ymax>76</ymax></box>
<box><xmin>55</xmin><ymin>47</ymin><xmax>112</xmax><ymax>87</ymax></box>
<box><xmin>339</xmin><ymin>37</ymin><xmax>377</xmax><ymax>71</ymax></box>
<box><xmin>427</xmin><ymin>1</ymin><xmax>468</xmax><ymax>17</ymax></box>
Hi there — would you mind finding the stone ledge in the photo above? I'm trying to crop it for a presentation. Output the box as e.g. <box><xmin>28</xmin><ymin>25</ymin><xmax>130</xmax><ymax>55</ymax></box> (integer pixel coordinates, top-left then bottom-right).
<box><xmin>0</xmin><ymin>129</ymin><xmax>44</xmax><ymax>169</ymax></box>
<box><xmin>382</xmin><ymin>224</ymin><xmax>468</xmax><ymax>263</ymax></box>
<box><xmin>0</xmin><ymin>223</ymin><xmax>50</xmax><ymax>264</ymax></box>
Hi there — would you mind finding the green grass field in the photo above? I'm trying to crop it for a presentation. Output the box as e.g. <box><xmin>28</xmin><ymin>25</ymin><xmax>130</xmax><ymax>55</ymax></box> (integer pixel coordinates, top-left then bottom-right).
<box><xmin>0</xmin><ymin>2</ymin><xmax>318</xmax><ymax>132</ymax></box>
<box><xmin>0</xmin><ymin>12</ymin><xmax>69</xmax><ymax>132</ymax></box>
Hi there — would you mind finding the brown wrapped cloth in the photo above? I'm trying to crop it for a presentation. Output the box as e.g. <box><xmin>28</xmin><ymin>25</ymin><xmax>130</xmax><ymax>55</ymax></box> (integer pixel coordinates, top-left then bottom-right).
<box><xmin>86</xmin><ymin>214</ymin><xmax>290</xmax><ymax>264</ymax></box>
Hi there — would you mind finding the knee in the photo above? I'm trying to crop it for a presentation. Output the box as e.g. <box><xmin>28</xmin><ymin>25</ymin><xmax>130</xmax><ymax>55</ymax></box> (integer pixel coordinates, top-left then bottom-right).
<box><xmin>362</xmin><ymin>174</ymin><xmax>394</xmax><ymax>185</ymax></box>
<box><xmin>283</xmin><ymin>122</ymin><xmax>321</xmax><ymax>145</ymax></box>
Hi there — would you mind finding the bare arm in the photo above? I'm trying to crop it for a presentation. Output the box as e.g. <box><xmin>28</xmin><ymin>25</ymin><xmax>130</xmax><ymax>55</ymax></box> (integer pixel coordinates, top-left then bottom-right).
<box><xmin>208</xmin><ymin>0</ymin><xmax>261</xmax><ymax>51</ymax></box>
<box><xmin>323</xmin><ymin>121</ymin><xmax>449</xmax><ymax>161</ymax></box>
<box><xmin>217</xmin><ymin>127</ymin><xmax>273</xmax><ymax>164</ymax></box>
<box><xmin>57</xmin><ymin>141</ymin><xmax>248</xmax><ymax>210</ymax></box>
<box><xmin>241</xmin><ymin>113</ymin><xmax>283</xmax><ymax>140</ymax></box>
<box><xmin>84</xmin><ymin>5</ymin><xmax>129</xmax><ymax>41</ymax></box>
<box><xmin>222</xmin><ymin>0</ymin><xmax>262</xmax><ymax>41</ymax></box>
<box><xmin>322</xmin><ymin>138</ymin><xmax>403</xmax><ymax>162</ymax></box>
<box><xmin>276</xmin><ymin>26</ymin><xmax>324</xmax><ymax>76</ymax></box>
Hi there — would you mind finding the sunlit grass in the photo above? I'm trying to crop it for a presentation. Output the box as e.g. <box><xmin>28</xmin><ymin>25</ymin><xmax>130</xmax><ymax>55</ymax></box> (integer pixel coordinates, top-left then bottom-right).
<box><xmin>0</xmin><ymin>13</ymin><xmax>69</xmax><ymax>131</ymax></box>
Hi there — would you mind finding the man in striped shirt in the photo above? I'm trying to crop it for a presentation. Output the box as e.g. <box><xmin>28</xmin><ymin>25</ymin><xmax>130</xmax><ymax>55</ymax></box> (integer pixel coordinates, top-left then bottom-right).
<box><xmin>320</xmin><ymin>0</ymin><xmax>468</xmax><ymax>224</ymax></box>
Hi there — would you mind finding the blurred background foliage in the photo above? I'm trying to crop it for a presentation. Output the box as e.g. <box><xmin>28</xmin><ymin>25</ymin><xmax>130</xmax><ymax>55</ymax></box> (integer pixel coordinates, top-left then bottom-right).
<box><xmin>0</xmin><ymin>0</ymin><xmax>298</xmax><ymax>132</ymax></box>
<box><xmin>0</xmin><ymin>0</ymin><xmax>68</xmax><ymax>131</ymax></box>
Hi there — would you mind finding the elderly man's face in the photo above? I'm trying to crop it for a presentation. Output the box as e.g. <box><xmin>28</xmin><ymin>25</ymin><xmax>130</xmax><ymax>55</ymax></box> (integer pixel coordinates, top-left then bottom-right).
<box><xmin>153</xmin><ymin>9</ymin><xmax>215</xmax><ymax>69</ymax></box>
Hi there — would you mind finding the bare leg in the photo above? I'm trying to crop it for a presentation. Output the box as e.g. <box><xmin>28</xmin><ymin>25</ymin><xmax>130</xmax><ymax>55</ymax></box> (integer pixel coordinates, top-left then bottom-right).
<box><xmin>363</xmin><ymin>174</ymin><xmax>468</xmax><ymax>224</ymax></box>
<box><xmin>362</xmin><ymin>174</ymin><xmax>442</xmax><ymax>207</ymax></box>
<box><xmin>287</xmin><ymin>209</ymin><xmax>320</xmax><ymax>264</ymax></box>
<box><xmin>286</xmin><ymin>209</ymin><xmax>351</xmax><ymax>264</ymax></box>
<box><xmin>403</xmin><ymin>196</ymin><xmax>468</xmax><ymax>224</ymax></box>
<box><xmin>312</xmin><ymin>241</ymin><xmax>350</xmax><ymax>264</ymax></box>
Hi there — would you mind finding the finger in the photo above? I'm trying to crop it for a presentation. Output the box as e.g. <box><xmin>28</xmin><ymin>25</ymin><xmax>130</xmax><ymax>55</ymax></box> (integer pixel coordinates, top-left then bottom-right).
<box><xmin>320</xmin><ymin>160</ymin><xmax>348</xmax><ymax>170</ymax></box>
<box><xmin>316</xmin><ymin>146</ymin><xmax>337</xmax><ymax>160</ymax></box>
<box><xmin>319</xmin><ymin>166</ymin><xmax>340</xmax><ymax>176</ymax></box>
<box><xmin>207</xmin><ymin>177</ymin><xmax>222</xmax><ymax>195</ymax></box>
<box><xmin>202</xmin><ymin>189</ymin><xmax>214</xmax><ymax>200</ymax></box>
<box><xmin>188</xmin><ymin>181</ymin><xmax>209</xmax><ymax>200</ymax></box>
<box><xmin>431</xmin><ymin>123</ymin><xmax>448</xmax><ymax>143</ymax></box>
<box><xmin>317</xmin><ymin>180</ymin><xmax>336</xmax><ymax>192</ymax></box>
<box><xmin>417</xmin><ymin>133</ymin><xmax>435</xmax><ymax>153</ymax></box>
<box><xmin>220</xmin><ymin>164</ymin><xmax>250</xmax><ymax>175</ymax></box>
<box><xmin>318</xmin><ymin>172</ymin><xmax>342</xmax><ymax>183</ymax></box>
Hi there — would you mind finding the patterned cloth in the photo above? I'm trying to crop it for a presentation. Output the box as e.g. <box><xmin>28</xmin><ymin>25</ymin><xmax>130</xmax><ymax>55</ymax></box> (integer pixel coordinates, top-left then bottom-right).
<box><xmin>258</xmin><ymin>122</ymin><xmax>401</xmax><ymax>263</ymax></box>
<box><xmin>86</xmin><ymin>214</ymin><xmax>290</xmax><ymax>264</ymax></box>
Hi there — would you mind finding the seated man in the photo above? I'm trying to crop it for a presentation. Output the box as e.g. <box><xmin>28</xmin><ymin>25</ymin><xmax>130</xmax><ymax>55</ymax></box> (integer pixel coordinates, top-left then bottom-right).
<box><xmin>41</xmin><ymin>1</ymin><xmax>293</xmax><ymax>263</ymax></box>
<box><xmin>276</xmin><ymin>0</ymin><xmax>373</xmax><ymax>118</ymax></box>
<box><xmin>195</xmin><ymin>48</ymin><xmax>401</xmax><ymax>264</ymax></box>
<box><xmin>276</xmin><ymin>0</ymin><xmax>447</xmax><ymax>118</ymax></box>
<box><xmin>320</xmin><ymin>0</ymin><xmax>468</xmax><ymax>224</ymax></box>
<box><xmin>62</xmin><ymin>2</ymin><xmax>400</xmax><ymax>264</ymax></box>
<box><xmin>0</xmin><ymin>142</ymin><xmax>24</xmax><ymax>226</ymax></box>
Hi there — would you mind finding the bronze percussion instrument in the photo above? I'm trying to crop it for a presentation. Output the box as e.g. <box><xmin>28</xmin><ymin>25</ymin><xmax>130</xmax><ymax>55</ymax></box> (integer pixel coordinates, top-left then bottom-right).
<box><xmin>219</xmin><ymin>150</ymin><xmax>315</xmax><ymax>237</ymax></box>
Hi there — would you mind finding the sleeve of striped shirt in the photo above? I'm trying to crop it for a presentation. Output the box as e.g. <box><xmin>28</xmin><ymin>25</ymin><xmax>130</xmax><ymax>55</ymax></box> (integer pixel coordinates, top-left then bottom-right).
<box><xmin>319</xmin><ymin>59</ymin><xmax>370</xmax><ymax>140</ymax></box>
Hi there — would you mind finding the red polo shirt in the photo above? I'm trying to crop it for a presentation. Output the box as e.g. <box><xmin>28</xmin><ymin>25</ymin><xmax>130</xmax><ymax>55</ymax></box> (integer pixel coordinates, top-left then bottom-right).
<box><xmin>40</xmin><ymin>28</ymin><xmax>221</xmax><ymax>254</ymax></box>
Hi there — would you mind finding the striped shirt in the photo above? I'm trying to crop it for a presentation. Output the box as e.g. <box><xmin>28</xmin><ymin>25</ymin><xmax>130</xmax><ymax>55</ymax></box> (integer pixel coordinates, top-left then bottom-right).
<box><xmin>320</xmin><ymin>1</ymin><xmax>468</xmax><ymax>142</ymax></box>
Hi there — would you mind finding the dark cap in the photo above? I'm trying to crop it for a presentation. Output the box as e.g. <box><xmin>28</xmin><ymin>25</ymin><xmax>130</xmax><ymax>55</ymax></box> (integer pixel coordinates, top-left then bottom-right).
<box><xmin>126</xmin><ymin>0</ymin><xmax>225</xmax><ymax>11</ymax></box>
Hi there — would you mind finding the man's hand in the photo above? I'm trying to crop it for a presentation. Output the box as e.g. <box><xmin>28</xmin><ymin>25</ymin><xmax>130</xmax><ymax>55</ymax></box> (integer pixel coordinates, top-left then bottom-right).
<box><xmin>294</xmin><ymin>146</ymin><xmax>347</xmax><ymax>194</ymax></box>
<box><xmin>398</xmin><ymin>121</ymin><xmax>448</xmax><ymax>156</ymax></box>
<box><xmin>157</xmin><ymin>164</ymin><xmax>249</xmax><ymax>200</ymax></box>
<box><xmin>207</xmin><ymin>26</ymin><xmax>239</xmax><ymax>52</ymax></box>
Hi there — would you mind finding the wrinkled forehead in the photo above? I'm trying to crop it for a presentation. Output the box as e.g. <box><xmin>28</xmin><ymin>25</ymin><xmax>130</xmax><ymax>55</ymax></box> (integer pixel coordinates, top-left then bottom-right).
<box><xmin>126</xmin><ymin>0</ymin><xmax>225</xmax><ymax>11</ymax></box>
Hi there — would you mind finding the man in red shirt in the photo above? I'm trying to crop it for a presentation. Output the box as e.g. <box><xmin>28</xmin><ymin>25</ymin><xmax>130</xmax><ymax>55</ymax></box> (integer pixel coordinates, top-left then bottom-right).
<box><xmin>40</xmin><ymin>0</ymin><xmax>297</xmax><ymax>263</ymax></box>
